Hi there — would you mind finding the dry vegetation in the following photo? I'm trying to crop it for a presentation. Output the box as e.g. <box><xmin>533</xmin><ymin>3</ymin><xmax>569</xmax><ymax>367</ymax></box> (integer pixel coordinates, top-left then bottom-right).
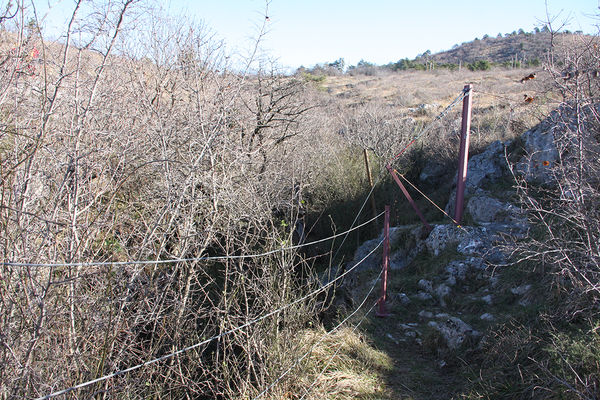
<box><xmin>0</xmin><ymin>2</ymin><xmax>329</xmax><ymax>398</ymax></box>
<box><xmin>481</xmin><ymin>30</ymin><xmax>600</xmax><ymax>399</ymax></box>
<box><xmin>0</xmin><ymin>0</ymin><xmax>599</xmax><ymax>399</ymax></box>
<box><xmin>430</xmin><ymin>30</ymin><xmax>579</xmax><ymax>65</ymax></box>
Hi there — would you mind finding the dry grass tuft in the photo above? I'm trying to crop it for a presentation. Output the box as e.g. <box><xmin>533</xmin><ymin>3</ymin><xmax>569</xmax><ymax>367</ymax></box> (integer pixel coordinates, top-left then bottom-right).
<box><xmin>262</xmin><ymin>326</ymin><xmax>393</xmax><ymax>400</ymax></box>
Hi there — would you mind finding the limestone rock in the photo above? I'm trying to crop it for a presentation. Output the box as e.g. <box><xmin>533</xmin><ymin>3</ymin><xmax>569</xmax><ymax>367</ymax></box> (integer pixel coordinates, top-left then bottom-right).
<box><xmin>464</xmin><ymin>140</ymin><xmax>506</xmax><ymax>189</ymax></box>
<box><xmin>397</xmin><ymin>293</ymin><xmax>411</xmax><ymax>305</ymax></box>
<box><xmin>345</xmin><ymin>224</ymin><xmax>425</xmax><ymax>274</ymax></box>
<box><xmin>418</xmin><ymin>279</ymin><xmax>433</xmax><ymax>293</ymax></box>
<box><xmin>444</xmin><ymin>260</ymin><xmax>471</xmax><ymax>281</ymax></box>
<box><xmin>350</xmin><ymin>236</ymin><xmax>382</xmax><ymax>272</ymax></box>
<box><xmin>428</xmin><ymin>316</ymin><xmax>481</xmax><ymax>350</ymax></box>
<box><xmin>435</xmin><ymin>284</ymin><xmax>452</xmax><ymax>307</ymax></box>
<box><xmin>445</xmin><ymin>140</ymin><xmax>510</xmax><ymax>214</ymax></box>
<box><xmin>419</xmin><ymin>162</ymin><xmax>447</xmax><ymax>185</ymax></box>
<box><xmin>512</xmin><ymin>103</ymin><xmax>600</xmax><ymax>184</ymax></box>
<box><xmin>489</xmin><ymin>275</ymin><xmax>499</xmax><ymax>287</ymax></box>
<box><xmin>480</xmin><ymin>313</ymin><xmax>495</xmax><ymax>321</ymax></box>
<box><xmin>466</xmin><ymin>194</ymin><xmax>519</xmax><ymax>224</ymax></box>
<box><xmin>517</xmin><ymin>123</ymin><xmax>559</xmax><ymax>183</ymax></box>
<box><xmin>481</xmin><ymin>294</ymin><xmax>493</xmax><ymax>305</ymax></box>
<box><xmin>416</xmin><ymin>292</ymin><xmax>433</xmax><ymax>301</ymax></box>
<box><xmin>389</xmin><ymin>225</ymin><xmax>425</xmax><ymax>270</ymax></box>
<box><xmin>386</xmin><ymin>333</ymin><xmax>400</xmax><ymax>344</ymax></box>
<box><xmin>519</xmin><ymin>298</ymin><xmax>532</xmax><ymax>306</ymax></box>
<box><xmin>399</xmin><ymin>323</ymin><xmax>418</xmax><ymax>330</ymax></box>
<box><xmin>457</xmin><ymin>234</ymin><xmax>486</xmax><ymax>255</ymax></box>
<box><xmin>409</xmin><ymin>103</ymin><xmax>439</xmax><ymax>114</ymax></box>
<box><xmin>425</xmin><ymin>224</ymin><xmax>475</xmax><ymax>256</ymax></box>
<box><xmin>511</xmin><ymin>284</ymin><xmax>532</xmax><ymax>295</ymax></box>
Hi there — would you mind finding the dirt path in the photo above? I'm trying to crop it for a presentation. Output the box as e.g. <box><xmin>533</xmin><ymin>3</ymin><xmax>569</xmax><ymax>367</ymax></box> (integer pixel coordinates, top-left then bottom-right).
<box><xmin>365</xmin><ymin>317</ymin><xmax>467</xmax><ymax>400</ymax></box>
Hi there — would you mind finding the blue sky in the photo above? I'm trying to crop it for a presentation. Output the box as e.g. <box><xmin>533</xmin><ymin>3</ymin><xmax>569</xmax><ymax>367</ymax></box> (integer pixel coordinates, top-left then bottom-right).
<box><xmin>32</xmin><ymin>0</ymin><xmax>599</xmax><ymax>70</ymax></box>
<box><xmin>167</xmin><ymin>0</ymin><xmax>599</xmax><ymax>69</ymax></box>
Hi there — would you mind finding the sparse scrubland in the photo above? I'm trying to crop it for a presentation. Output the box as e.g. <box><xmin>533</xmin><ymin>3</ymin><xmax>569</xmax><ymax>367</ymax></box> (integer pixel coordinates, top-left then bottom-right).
<box><xmin>0</xmin><ymin>1</ymin><xmax>599</xmax><ymax>399</ymax></box>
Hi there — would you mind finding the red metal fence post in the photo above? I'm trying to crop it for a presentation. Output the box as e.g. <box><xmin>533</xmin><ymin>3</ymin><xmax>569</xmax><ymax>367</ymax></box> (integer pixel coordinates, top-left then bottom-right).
<box><xmin>454</xmin><ymin>84</ymin><xmax>473</xmax><ymax>224</ymax></box>
<box><xmin>376</xmin><ymin>205</ymin><xmax>391</xmax><ymax>317</ymax></box>
<box><xmin>386</xmin><ymin>165</ymin><xmax>432</xmax><ymax>232</ymax></box>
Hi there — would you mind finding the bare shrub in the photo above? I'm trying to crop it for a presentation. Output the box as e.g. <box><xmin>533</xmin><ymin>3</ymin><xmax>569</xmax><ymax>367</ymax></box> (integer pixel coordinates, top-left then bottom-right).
<box><xmin>338</xmin><ymin>100</ymin><xmax>420</xmax><ymax>162</ymax></box>
<box><xmin>0</xmin><ymin>2</ymin><xmax>325</xmax><ymax>398</ymax></box>
<box><xmin>504</xmin><ymin>28</ymin><xmax>600</xmax><ymax>399</ymax></box>
<box><xmin>513</xmin><ymin>32</ymin><xmax>600</xmax><ymax>299</ymax></box>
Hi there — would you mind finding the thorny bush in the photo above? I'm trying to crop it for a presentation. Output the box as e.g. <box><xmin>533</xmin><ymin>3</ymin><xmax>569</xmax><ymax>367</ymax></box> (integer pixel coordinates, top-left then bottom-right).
<box><xmin>504</xmin><ymin>30</ymin><xmax>600</xmax><ymax>399</ymax></box>
<box><xmin>0</xmin><ymin>2</ymin><xmax>330</xmax><ymax>399</ymax></box>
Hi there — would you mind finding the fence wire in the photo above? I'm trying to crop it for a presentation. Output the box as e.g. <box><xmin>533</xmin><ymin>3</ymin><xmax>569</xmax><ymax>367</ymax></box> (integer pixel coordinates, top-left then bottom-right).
<box><xmin>252</xmin><ymin>270</ymin><xmax>382</xmax><ymax>400</ymax></box>
<box><xmin>25</xmin><ymin>86</ymin><xmax>473</xmax><ymax>400</ymax></box>
<box><xmin>33</xmin><ymin>239</ymin><xmax>384</xmax><ymax>400</ymax></box>
<box><xmin>4</xmin><ymin>212</ymin><xmax>383</xmax><ymax>268</ymax></box>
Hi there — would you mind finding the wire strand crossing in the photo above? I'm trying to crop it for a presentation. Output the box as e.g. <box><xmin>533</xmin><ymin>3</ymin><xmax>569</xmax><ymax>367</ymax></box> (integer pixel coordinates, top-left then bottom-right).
<box><xmin>389</xmin><ymin>87</ymin><xmax>470</xmax><ymax>164</ymax></box>
<box><xmin>395</xmin><ymin>170</ymin><xmax>468</xmax><ymax>232</ymax></box>
<box><xmin>252</xmin><ymin>270</ymin><xmax>382</xmax><ymax>400</ymax></box>
<box><xmin>5</xmin><ymin>212</ymin><xmax>384</xmax><ymax>268</ymax></box>
<box><xmin>33</xmin><ymin>239</ymin><xmax>384</xmax><ymax>400</ymax></box>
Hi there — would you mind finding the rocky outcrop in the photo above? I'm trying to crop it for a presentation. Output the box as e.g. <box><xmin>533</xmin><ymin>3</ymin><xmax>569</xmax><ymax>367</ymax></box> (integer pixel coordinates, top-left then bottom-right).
<box><xmin>342</xmin><ymin>128</ymin><xmax>551</xmax><ymax>358</ymax></box>
<box><xmin>350</xmin><ymin>225</ymin><xmax>425</xmax><ymax>272</ymax></box>
<box><xmin>515</xmin><ymin>104</ymin><xmax>581</xmax><ymax>183</ymax></box>
<box><xmin>463</xmin><ymin>140</ymin><xmax>507</xmax><ymax>190</ymax></box>
<box><xmin>517</xmin><ymin>127</ymin><xmax>558</xmax><ymax>183</ymax></box>
<box><xmin>428</xmin><ymin>316</ymin><xmax>480</xmax><ymax>350</ymax></box>
<box><xmin>445</xmin><ymin>258</ymin><xmax>485</xmax><ymax>282</ymax></box>
<box><xmin>445</xmin><ymin>140</ymin><xmax>510</xmax><ymax>215</ymax></box>
<box><xmin>425</xmin><ymin>224</ymin><xmax>476</xmax><ymax>256</ymax></box>
<box><xmin>419</xmin><ymin>162</ymin><xmax>447</xmax><ymax>185</ymax></box>
<box><xmin>466</xmin><ymin>192</ymin><xmax>520</xmax><ymax>224</ymax></box>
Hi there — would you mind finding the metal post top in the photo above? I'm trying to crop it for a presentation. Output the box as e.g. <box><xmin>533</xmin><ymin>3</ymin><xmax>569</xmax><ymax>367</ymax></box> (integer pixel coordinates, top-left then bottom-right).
<box><xmin>454</xmin><ymin>83</ymin><xmax>474</xmax><ymax>224</ymax></box>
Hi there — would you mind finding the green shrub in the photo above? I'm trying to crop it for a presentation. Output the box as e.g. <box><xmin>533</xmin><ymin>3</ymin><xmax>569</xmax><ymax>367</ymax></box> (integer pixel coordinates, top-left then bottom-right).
<box><xmin>467</xmin><ymin>60</ymin><xmax>491</xmax><ymax>71</ymax></box>
<box><xmin>302</xmin><ymin>72</ymin><xmax>326</xmax><ymax>83</ymax></box>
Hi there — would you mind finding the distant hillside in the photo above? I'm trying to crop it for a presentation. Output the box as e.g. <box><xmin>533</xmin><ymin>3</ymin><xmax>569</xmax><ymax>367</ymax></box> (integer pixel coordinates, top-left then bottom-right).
<box><xmin>309</xmin><ymin>30</ymin><xmax>591</xmax><ymax>76</ymax></box>
<box><xmin>428</xmin><ymin>31</ymin><xmax>583</xmax><ymax>66</ymax></box>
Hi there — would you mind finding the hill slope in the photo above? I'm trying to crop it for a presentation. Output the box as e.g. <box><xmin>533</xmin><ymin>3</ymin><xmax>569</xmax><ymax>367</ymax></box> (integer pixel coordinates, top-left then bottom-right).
<box><xmin>428</xmin><ymin>31</ymin><xmax>584</xmax><ymax>65</ymax></box>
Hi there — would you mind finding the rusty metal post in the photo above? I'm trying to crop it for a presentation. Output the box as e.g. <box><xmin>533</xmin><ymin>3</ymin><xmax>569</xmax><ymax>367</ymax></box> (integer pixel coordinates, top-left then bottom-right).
<box><xmin>454</xmin><ymin>84</ymin><xmax>473</xmax><ymax>224</ymax></box>
<box><xmin>376</xmin><ymin>205</ymin><xmax>390</xmax><ymax>317</ymax></box>
<box><xmin>386</xmin><ymin>165</ymin><xmax>432</xmax><ymax>232</ymax></box>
